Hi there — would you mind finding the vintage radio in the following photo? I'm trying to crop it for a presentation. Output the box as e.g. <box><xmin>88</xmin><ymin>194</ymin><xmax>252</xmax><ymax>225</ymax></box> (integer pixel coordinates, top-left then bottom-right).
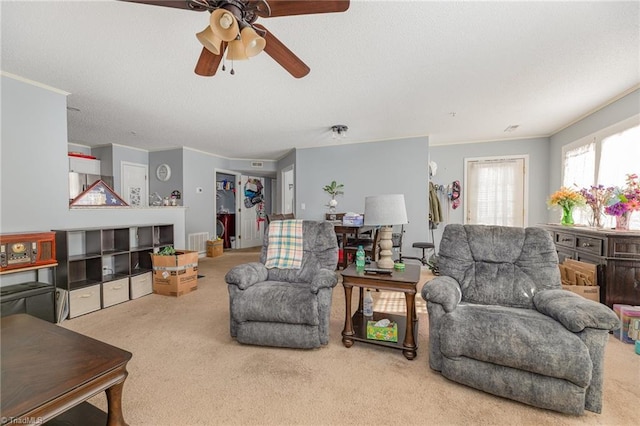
<box><xmin>0</xmin><ymin>232</ymin><xmax>56</xmax><ymax>272</ymax></box>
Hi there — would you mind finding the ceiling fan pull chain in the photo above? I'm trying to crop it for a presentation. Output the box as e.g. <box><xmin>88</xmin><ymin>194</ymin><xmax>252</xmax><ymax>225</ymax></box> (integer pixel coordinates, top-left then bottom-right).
<box><xmin>230</xmin><ymin>60</ymin><xmax>235</xmax><ymax>75</ymax></box>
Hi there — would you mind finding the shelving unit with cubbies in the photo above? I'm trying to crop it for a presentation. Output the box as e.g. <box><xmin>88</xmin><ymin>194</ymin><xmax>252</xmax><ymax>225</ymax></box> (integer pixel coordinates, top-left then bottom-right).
<box><xmin>54</xmin><ymin>224</ymin><xmax>174</xmax><ymax>318</ymax></box>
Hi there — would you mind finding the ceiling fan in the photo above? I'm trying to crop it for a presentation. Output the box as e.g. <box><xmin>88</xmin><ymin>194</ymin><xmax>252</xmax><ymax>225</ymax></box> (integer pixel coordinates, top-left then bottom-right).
<box><xmin>122</xmin><ymin>0</ymin><xmax>350</xmax><ymax>78</ymax></box>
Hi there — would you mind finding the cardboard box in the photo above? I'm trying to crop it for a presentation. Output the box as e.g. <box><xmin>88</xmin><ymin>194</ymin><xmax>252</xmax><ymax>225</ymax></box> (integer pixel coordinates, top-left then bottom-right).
<box><xmin>366</xmin><ymin>320</ymin><xmax>398</xmax><ymax>342</ymax></box>
<box><xmin>561</xmin><ymin>285</ymin><xmax>600</xmax><ymax>302</ymax></box>
<box><xmin>206</xmin><ymin>240</ymin><xmax>223</xmax><ymax>258</ymax></box>
<box><xmin>151</xmin><ymin>250</ymin><xmax>198</xmax><ymax>297</ymax></box>
<box><xmin>559</xmin><ymin>259</ymin><xmax>597</xmax><ymax>286</ymax></box>
<box><xmin>612</xmin><ymin>304</ymin><xmax>640</xmax><ymax>343</ymax></box>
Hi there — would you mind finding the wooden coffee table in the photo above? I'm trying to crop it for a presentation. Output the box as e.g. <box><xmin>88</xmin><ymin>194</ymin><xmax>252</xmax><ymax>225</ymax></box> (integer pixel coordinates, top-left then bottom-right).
<box><xmin>1</xmin><ymin>314</ymin><xmax>132</xmax><ymax>425</ymax></box>
<box><xmin>341</xmin><ymin>263</ymin><xmax>421</xmax><ymax>360</ymax></box>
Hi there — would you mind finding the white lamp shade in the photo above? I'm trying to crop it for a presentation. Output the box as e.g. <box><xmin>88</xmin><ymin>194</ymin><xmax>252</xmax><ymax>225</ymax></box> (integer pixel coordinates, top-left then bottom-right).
<box><xmin>364</xmin><ymin>194</ymin><xmax>408</xmax><ymax>226</ymax></box>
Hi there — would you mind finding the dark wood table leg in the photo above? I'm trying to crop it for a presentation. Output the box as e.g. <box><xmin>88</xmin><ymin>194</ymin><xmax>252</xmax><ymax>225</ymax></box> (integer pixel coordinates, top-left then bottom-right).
<box><xmin>342</xmin><ymin>284</ymin><xmax>355</xmax><ymax>347</ymax></box>
<box><xmin>402</xmin><ymin>292</ymin><xmax>417</xmax><ymax>360</ymax></box>
<box><xmin>105</xmin><ymin>377</ymin><xmax>129</xmax><ymax>426</ymax></box>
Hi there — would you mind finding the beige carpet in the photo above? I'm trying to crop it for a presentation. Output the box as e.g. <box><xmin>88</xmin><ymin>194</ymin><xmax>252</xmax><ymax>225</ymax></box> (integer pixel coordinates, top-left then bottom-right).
<box><xmin>61</xmin><ymin>250</ymin><xmax>639</xmax><ymax>426</ymax></box>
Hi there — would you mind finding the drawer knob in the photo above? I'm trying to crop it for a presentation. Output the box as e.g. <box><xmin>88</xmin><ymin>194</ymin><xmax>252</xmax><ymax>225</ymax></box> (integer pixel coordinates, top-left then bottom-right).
<box><xmin>112</xmin><ymin>285</ymin><xmax>123</xmax><ymax>290</ymax></box>
<box><xmin>561</xmin><ymin>238</ymin><xmax>571</xmax><ymax>242</ymax></box>
<box><xmin>582</xmin><ymin>243</ymin><xmax>593</xmax><ymax>247</ymax></box>
<box><xmin>80</xmin><ymin>293</ymin><xmax>92</xmax><ymax>298</ymax></box>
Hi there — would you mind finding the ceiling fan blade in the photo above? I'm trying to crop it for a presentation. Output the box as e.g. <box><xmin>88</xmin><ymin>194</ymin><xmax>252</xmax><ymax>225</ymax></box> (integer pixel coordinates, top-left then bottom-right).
<box><xmin>254</xmin><ymin>24</ymin><xmax>310</xmax><ymax>78</ymax></box>
<box><xmin>194</xmin><ymin>44</ymin><xmax>225</xmax><ymax>77</ymax></box>
<box><xmin>253</xmin><ymin>0</ymin><xmax>350</xmax><ymax>18</ymax></box>
<box><xmin>119</xmin><ymin>1</ymin><xmax>208</xmax><ymax>12</ymax></box>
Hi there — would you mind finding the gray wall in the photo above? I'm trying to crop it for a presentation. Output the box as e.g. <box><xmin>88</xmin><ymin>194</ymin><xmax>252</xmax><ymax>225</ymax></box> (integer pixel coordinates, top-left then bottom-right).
<box><xmin>1</xmin><ymin>75</ymin><xmax>186</xmax><ymax>248</ymax></box>
<box><xmin>7</xmin><ymin>72</ymin><xmax>635</xmax><ymax>256</ymax></box>
<box><xmin>430</xmin><ymin>137</ymin><xmax>551</xmax><ymax>247</ymax></box>
<box><xmin>295</xmin><ymin>137</ymin><xmax>430</xmax><ymax>257</ymax></box>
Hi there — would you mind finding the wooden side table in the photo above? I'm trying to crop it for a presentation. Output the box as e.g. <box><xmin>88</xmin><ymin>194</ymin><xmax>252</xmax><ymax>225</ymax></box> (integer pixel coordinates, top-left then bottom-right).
<box><xmin>340</xmin><ymin>263</ymin><xmax>420</xmax><ymax>360</ymax></box>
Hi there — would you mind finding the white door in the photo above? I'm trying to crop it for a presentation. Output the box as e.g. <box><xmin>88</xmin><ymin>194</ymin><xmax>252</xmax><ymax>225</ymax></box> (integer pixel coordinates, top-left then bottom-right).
<box><xmin>121</xmin><ymin>162</ymin><xmax>148</xmax><ymax>207</ymax></box>
<box><xmin>239</xmin><ymin>175</ymin><xmax>266</xmax><ymax>248</ymax></box>
<box><xmin>464</xmin><ymin>156</ymin><xmax>528</xmax><ymax>227</ymax></box>
<box><xmin>282</xmin><ymin>165</ymin><xmax>294</xmax><ymax>214</ymax></box>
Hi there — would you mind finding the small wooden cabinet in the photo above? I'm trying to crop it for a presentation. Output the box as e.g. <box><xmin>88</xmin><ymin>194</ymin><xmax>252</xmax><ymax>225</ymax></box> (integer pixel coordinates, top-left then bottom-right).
<box><xmin>54</xmin><ymin>224</ymin><xmax>174</xmax><ymax>318</ymax></box>
<box><xmin>541</xmin><ymin>224</ymin><xmax>640</xmax><ymax>307</ymax></box>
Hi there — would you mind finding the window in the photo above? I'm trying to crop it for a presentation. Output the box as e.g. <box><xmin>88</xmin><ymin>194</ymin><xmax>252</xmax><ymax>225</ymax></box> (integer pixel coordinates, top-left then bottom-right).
<box><xmin>465</xmin><ymin>156</ymin><xmax>528</xmax><ymax>227</ymax></box>
<box><xmin>561</xmin><ymin>116</ymin><xmax>640</xmax><ymax>228</ymax></box>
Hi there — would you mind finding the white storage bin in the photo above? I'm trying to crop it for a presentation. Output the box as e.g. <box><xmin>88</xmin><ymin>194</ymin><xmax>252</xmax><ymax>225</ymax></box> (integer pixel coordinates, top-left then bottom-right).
<box><xmin>69</xmin><ymin>284</ymin><xmax>101</xmax><ymax>318</ymax></box>
<box><xmin>102</xmin><ymin>278</ymin><xmax>130</xmax><ymax>308</ymax></box>
<box><xmin>130</xmin><ymin>272</ymin><xmax>152</xmax><ymax>299</ymax></box>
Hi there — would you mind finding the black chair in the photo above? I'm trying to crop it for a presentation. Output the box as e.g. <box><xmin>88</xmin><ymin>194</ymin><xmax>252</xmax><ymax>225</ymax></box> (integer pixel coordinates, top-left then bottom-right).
<box><xmin>398</xmin><ymin>222</ymin><xmax>437</xmax><ymax>271</ymax></box>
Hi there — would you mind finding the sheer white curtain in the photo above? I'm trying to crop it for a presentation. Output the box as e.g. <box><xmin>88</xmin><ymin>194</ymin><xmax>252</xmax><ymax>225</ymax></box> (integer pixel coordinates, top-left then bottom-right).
<box><xmin>562</xmin><ymin>141</ymin><xmax>595</xmax><ymax>225</ymax></box>
<box><xmin>598</xmin><ymin>124</ymin><xmax>640</xmax><ymax>228</ymax></box>
<box><xmin>563</xmin><ymin>141</ymin><xmax>595</xmax><ymax>189</ymax></box>
<box><xmin>561</xmin><ymin>122</ymin><xmax>640</xmax><ymax>229</ymax></box>
<box><xmin>466</xmin><ymin>158</ymin><xmax>525</xmax><ymax>227</ymax></box>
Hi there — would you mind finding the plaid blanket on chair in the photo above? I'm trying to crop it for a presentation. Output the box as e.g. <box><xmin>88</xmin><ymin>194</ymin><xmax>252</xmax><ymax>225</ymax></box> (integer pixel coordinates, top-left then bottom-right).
<box><xmin>264</xmin><ymin>219</ymin><xmax>304</xmax><ymax>269</ymax></box>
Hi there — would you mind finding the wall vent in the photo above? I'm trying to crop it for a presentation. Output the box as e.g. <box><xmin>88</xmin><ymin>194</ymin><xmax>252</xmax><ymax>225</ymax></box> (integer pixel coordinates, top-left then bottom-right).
<box><xmin>251</xmin><ymin>161</ymin><xmax>264</xmax><ymax>168</ymax></box>
<box><xmin>188</xmin><ymin>232</ymin><xmax>210</xmax><ymax>255</ymax></box>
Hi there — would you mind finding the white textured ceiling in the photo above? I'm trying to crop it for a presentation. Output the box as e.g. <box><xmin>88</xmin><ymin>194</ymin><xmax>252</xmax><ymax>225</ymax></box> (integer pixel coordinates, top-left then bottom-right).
<box><xmin>2</xmin><ymin>0</ymin><xmax>639</xmax><ymax>160</ymax></box>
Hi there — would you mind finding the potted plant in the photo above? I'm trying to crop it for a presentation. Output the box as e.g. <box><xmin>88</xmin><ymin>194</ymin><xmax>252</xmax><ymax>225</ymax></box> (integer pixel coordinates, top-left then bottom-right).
<box><xmin>323</xmin><ymin>181</ymin><xmax>344</xmax><ymax>211</ymax></box>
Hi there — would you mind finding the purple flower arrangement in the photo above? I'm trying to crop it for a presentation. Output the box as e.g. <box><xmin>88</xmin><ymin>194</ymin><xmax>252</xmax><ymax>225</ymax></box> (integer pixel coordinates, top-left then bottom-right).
<box><xmin>604</xmin><ymin>174</ymin><xmax>640</xmax><ymax>217</ymax></box>
<box><xmin>579</xmin><ymin>185</ymin><xmax>614</xmax><ymax>227</ymax></box>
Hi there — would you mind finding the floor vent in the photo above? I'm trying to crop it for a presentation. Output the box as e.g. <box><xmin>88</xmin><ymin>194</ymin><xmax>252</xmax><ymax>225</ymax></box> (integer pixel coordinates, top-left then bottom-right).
<box><xmin>188</xmin><ymin>232</ymin><xmax>210</xmax><ymax>255</ymax></box>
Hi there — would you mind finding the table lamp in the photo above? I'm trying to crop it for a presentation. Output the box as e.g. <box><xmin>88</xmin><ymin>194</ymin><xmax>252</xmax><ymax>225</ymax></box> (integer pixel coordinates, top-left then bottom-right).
<box><xmin>364</xmin><ymin>194</ymin><xmax>408</xmax><ymax>269</ymax></box>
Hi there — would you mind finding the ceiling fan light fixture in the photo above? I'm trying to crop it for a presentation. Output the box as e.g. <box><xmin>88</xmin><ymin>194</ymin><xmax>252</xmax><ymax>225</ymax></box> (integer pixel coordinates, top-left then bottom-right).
<box><xmin>227</xmin><ymin>39</ymin><xmax>249</xmax><ymax>61</ymax></box>
<box><xmin>196</xmin><ymin>27</ymin><xmax>222</xmax><ymax>55</ymax></box>
<box><xmin>210</xmin><ymin>9</ymin><xmax>239</xmax><ymax>42</ymax></box>
<box><xmin>240</xmin><ymin>26</ymin><xmax>266</xmax><ymax>57</ymax></box>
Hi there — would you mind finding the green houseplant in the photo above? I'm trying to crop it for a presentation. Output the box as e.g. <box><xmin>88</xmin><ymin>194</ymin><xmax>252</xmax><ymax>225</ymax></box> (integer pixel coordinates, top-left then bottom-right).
<box><xmin>323</xmin><ymin>181</ymin><xmax>344</xmax><ymax>212</ymax></box>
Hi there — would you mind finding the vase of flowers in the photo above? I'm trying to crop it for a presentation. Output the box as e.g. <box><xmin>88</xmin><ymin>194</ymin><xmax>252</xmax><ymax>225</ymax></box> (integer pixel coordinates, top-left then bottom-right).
<box><xmin>548</xmin><ymin>187</ymin><xmax>586</xmax><ymax>226</ymax></box>
<box><xmin>605</xmin><ymin>173</ymin><xmax>640</xmax><ymax>230</ymax></box>
<box><xmin>579</xmin><ymin>185</ymin><xmax>615</xmax><ymax>228</ymax></box>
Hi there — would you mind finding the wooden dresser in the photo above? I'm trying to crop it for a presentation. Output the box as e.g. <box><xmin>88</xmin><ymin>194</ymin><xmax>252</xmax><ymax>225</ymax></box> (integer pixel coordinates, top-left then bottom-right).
<box><xmin>540</xmin><ymin>224</ymin><xmax>640</xmax><ymax>307</ymax></box>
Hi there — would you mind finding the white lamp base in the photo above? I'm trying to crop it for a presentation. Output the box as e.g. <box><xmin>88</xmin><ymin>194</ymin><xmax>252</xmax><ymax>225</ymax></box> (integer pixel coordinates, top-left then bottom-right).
<box><xmin>377</xmin><ymin>226</ymin><xmax>395</xmax><ymax>269</ymax></box>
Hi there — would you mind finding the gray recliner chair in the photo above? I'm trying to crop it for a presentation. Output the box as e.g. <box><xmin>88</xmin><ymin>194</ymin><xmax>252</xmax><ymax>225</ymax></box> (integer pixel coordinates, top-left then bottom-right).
<box><xmin>225</xmin><ymin>220</ymin><xmax>338</xmax><ymax>349</ymax></box>
<box><xmin>421</xmin><ymin>224</ymin><xmax>619</xmax><ymax>415</ymax></box>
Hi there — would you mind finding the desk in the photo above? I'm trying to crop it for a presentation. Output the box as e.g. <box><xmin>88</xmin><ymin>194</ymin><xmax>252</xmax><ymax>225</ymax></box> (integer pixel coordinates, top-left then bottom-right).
<box><xmin>340</xmin><ymin>263</ymin><xmax>420</xmax><ymax>360</ymax></box>
<box><xmin>1</xmin><ymin>314</ymin><xmax>132</xmax><ymax>425</ymax></box>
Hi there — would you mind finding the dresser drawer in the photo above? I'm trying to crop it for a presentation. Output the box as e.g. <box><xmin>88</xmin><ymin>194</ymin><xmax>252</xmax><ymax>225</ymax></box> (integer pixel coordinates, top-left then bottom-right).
<box><xmin>610</xmin><ymin>238</ymin><xmax>640</xmax><ymax>259</ymax></box>
<box><xmin>69</xmin><ymin>284</ymin><xmax>101</xmax><ymax>318</ymax></box>
<box><xmin>102</xmin><ymin>278</ymin><xmax>129</xmax><ymax>308</ymax></box>
<box><xmin>130</xmin><ymin>272</ymin><xmax>152</xmax><ymax>299</ymax></box>
<box><xmin>576</xmin><ymin>236</ymin><xmax>604</xmax><ymax>256</ymax></box>
<box><xmin>555</xmin><ymin>232</ymin><xmax>576</xmax><ymax>249</ymax></box>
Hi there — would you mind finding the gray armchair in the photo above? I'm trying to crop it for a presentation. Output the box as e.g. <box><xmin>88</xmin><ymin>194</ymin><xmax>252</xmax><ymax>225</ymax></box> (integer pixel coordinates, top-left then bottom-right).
<box><xmin>225</xmin><ymin>220</ymin><xmax>338</xmax><ymax>349</ymax></box>
<box><xmin>421</xmin><ymin>224</ymin><xmax>619</xmax><ymax>415</ymax></box>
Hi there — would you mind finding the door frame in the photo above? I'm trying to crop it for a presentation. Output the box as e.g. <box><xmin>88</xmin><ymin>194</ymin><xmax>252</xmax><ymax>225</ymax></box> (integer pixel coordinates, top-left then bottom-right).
<box><xmin>281</xmin><ymin>164</ymin><xmax>295</xmax><ymax>215</ymax></box>
<box><xmin>214</xmin><ymin>168</ymin><xmax>241</xmax><ymax>246</ymax></box>
<box><xmin>463</xmin><ymin>154</ymin><xmax>529</xmax><ymax>226</ymax></box>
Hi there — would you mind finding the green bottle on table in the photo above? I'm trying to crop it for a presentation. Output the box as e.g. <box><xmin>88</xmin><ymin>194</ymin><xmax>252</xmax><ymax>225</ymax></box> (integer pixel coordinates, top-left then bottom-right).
<box><xmin>355</xmin><ymin>245</ymin><xmax>365</xmax><ymax>270</ymax></box>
